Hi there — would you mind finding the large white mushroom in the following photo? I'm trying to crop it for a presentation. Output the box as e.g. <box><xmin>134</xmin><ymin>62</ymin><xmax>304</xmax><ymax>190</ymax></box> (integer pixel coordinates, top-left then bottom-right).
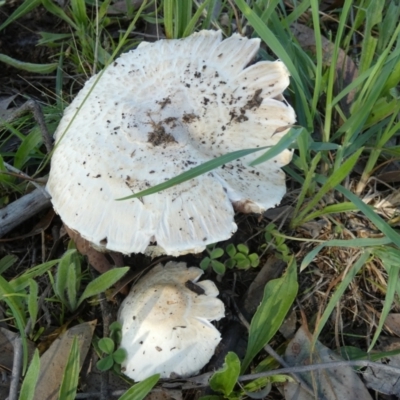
<box><xmin>118</xmin><ymin>261</ymin><xmax>225</xmax><ymax>381</ymax></box>
<box><xmin>47</xmin><ymin>30</ymin><xmax>295</xmax><ymax>256</ymax></box>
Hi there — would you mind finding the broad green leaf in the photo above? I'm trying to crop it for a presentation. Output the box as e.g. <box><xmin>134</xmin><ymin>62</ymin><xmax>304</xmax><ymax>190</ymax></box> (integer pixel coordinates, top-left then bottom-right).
<box><xmin>0</xmin><ymin>54</ymin><xmax>57</xmax><ymax>74</ymax></box>
<box><xmin>241</xmin><ymin>257</ymin><xmax>298</xmax><ymax>373</ymax></box>
<box><xmin>27</xmin><ymin>279</ymin><xmax>38</xmax><ymax>329</ymax></box>
<box><xmin>99</xmin><ymin>337</ymin><xmax>115</xmax><ymax>354</ymax></box>
<box><xmin>78</xmin><ymin>267</ymin><xmax>129</xmax><ymax>306</ymax></box>
<box><xmin>96</xmin><ymin>356</ymin><xmax>114</xmax><ymax>371</ymax></box>
<box><xmin>209</xmin><ymin>352</ymin><xmax>240</xmax><ymax>396</ymax></box>
<box><xmin>237</xmin><ymin>244</ymin><xmax>249</xmax><ymax>255</ymax></box>
<box><xmin>113</xmin><ymin>348</ymin><xmax>127</xmax><ymax>364</ymax></box>
<box><xmin>0</xmin><ymin>255</ymin><xmax>17</xmax><ymax>274</ymax></box>
<box><xmin>210</xmin><ymin>248</ymin><xmax>224</xmax><ymax>259</ymax></box>
<box><xmin>211</xmin><ymin>260</ymin><xmax>225</xmax><ymax>275</ymax></box>
<box><xmin>14</xmin><ymin>128</ymin><xmax>43</xmax><ymax>170</ymax></box>
<box><xmin>58</xmin><ymin>337</ymin><xmax>80</xmax><ymax>400</ymax></box>
<box><xmin>118</xmin><ymin>374</ymin><xmax>160</xmax><ymax>400</ymax></box>
<box><xmin>226</xmin><ymin>244</ymin><xmax>236</xmax><ymax>257</ymax></box>
<box><xmin>19</xmin><ymin>349</ymin><xmax>40</xmax><ymax>400</ymax></box>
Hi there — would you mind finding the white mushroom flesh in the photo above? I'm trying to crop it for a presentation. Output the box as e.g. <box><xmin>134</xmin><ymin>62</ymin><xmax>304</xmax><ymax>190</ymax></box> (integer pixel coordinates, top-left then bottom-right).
<box><xmin>47</xmin><ymin>30</ymin><xmax>296</xmax><ymax>255</ymax></box>
<box><xmin>118</xmin><ymin>261</ymin><xmax>225</xmax><ymax>381</ymax></box>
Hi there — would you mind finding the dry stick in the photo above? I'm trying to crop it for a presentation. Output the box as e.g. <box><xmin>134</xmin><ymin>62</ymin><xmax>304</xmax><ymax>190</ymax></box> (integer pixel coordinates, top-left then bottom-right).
<box><xmin>0</xmin><ymin>187</ymin><xmax>51</xmax><ymax>237</ymax></box>
<box><xmin>8</xmin><ymin>337</ymin><xmax>23</xmax><ymax>400</ymax></box>
<box><xmin>238</xmin><ymin>359</ymin><xmax>400</xmax><ymax>382</ymax></box>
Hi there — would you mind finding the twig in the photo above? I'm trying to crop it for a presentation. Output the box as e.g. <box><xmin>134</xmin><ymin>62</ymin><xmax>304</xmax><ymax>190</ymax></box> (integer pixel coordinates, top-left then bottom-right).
<box><xmin>238</xmin><ymin>359</ymin><xmax>400</xmax><ymax>382</ymax></box>
<box><xmin>8</xmin><ymin>336</ymin><xmax>23</xmax><ymax>400</ymax></box>
<box><xmin>0</xmin><ymin>188</ymin><xmax>51</xmax><ymax>237</ymax></box>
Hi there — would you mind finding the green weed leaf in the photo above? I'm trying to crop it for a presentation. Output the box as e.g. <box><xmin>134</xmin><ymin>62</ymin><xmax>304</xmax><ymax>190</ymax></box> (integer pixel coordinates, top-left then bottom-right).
<box><xmin>78</xmin><ymin>267</ymin><xmax>129</xmax><ymax>306</ymax></box>
<box><xmin>209</xmin><ymin>352</ymin><xmax>240</xmax><ymax>396</ymax></box>
<box><xmin>118</xmin><ymin>374</ymin><xmax>160</xmax><ymax>400</ymax></box>
<box><xmin>242</xmin><ymin>257</ymin><xmax>298</xmax><ymax>373</ymax></box>
<box><xmin>0</xmin><ymin>54</ymin><xmax>57</xmax><ymax>74</ymax></box>
<box><xmin>19</xmin><ymin>349</ymin><xmax>40</xmax><ymax>400</ymax></box>
<box><xmin>58</xmin><ymin>337</ymin><xmax>80</xmax><ymax>400</ymax></box>
<box><xmin>99</xmin><ymin>337</ymin><xmax>115</xmax><ymax>354</ymax></box>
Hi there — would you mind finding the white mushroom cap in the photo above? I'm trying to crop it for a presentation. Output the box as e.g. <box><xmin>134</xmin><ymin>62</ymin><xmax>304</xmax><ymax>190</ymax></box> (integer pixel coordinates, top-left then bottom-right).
<box><xmin>46</xmin><ymin>30</ymin><xmax>296</xmax><ymax>256</ymax></box>
<box><xmin>118</xmin><ymin>261</ymin><xmax>225</xmax><ymax>381</ymax></box>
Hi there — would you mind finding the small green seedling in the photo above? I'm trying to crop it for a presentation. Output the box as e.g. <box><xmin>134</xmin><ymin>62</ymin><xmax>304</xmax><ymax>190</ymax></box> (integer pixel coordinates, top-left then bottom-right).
<box><xmin>225</xmin><ymin>244</ymin><xmax>259</xmax><ymax>270</ymax></box>
<box><xmin>53</xmin><ymin>244</ymin><xmax>129</xmax><ymax>314</ymax></box>
<box><xmin>96</xmin><ymin>322</ymin><xmax>127</xmax><ymax>372</ymax></box>
<box><xmin>200</xmin><ymin>245</ymin><xmax>226</xmax><ymax>275</ymax></box>
<box><xmin>200</xmin><ymin>243</ymin><xmax>260</xmax><ymax>275</ymax></box>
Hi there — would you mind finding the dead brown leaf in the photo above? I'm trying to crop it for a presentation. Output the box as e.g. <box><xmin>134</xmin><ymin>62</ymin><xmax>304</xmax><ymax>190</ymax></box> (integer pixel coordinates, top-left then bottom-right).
<box><xmin>33</xmin><ymin>320</ymin><xmax>96</xmax><ymax>400</ymax></box>
<box><xmin>364</xmin><ymin>337</ymin><xmax>400</xmax><ymax>396</ymax></box>
<box><xmin>283</xmin><ymin>326</ymin><xmax>373</xmax><ymax>400</ymax></box>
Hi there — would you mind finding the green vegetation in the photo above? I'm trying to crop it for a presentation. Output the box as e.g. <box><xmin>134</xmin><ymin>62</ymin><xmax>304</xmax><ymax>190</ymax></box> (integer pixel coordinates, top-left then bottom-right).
<box><xmin>1</xmin><ymin>0</ymin><xmax>399</xmax><ymax>398</ymax></box>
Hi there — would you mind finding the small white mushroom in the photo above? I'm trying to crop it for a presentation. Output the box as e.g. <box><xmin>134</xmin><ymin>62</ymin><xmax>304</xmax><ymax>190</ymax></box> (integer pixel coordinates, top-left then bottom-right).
<box><xmin>118</xmin><ymin>261</ymin><xmax>225</xmax><ymax>381</ymax></box>
<box><xmin>47</xmin><ymin>30</ymin><xmax>296</xmax><ymax>256</ymax></box>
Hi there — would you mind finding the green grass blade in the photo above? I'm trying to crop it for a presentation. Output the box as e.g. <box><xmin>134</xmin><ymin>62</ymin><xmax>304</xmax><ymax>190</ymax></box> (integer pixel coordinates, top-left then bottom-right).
<box><xmin>295</xmin><ymin>147</ymin><xmax>363</xmax><ymax>224</ymax></box>
<box><xmin>0</xmin><ymin>255</ymin><xmax>17</xmax><ymax>274</ymax></box>
<box><xmin>241</xmin><ymin>257</ymin><xmax>298</xmax><ymax>373</ymax></box>
<box><xmin>0</xmin><ymin>0</ymin><xmax>42</xmax><ymax>31</ymax></box>
<box><xmin>330</xmin><ymin>180</ymin><xmax>400</xmax><ymax>248</ymax></box>
<box><xmin>11</xmin><ymin>259</ymin><xmax>60</xmax><ymax>292</ymax></box>
<box><xmin>0</xmin><ymin>275</ymin><xmax>28</xmax><ymax>371</ymax></box>
<box><xmin>234</xmin><ymin>0</ymin><xmax>312</xmax><ymax>127</ymax></box>
<box><xmin>118</xmin><ymin>374</ymin><xmax>160</xmax><ymax>400</ymax></box>
<box><xmin>164</xmin><ymin>0</ymin><xmax>174</xmax><ymax>39</ymax></box>
<box><xmin>368</xmin><ymin>247</ymin><xmax>400</xmax><ymax>351</ymax></box>
<box><xmin>14</xmin><ymin>128</ymin><xmax>43</xmax><ymax>170</ymax></box>
<box><xmin>58</xmin><ymin>337</ymin><xmax>80</xmax><ymax>400</ymax></box>
<box><xmin>249</xmin><ymin>127</ymin><xmax>303</xmax><ymax>166</ymax></box>
<box><xmin>118</xmin><ymin>128</ymin><xmax>300</xmax><ymax>201</ymax></box>
<box><xmin>300</xmin><ymin>237</ymin><xmax>391</xmax><ymax>272</ymax></box>
<box><xmin>67</xmin><ymin>265</ymin><xmax>78</xmax><ymax>311</ymax></box>
<box><xmin>312</xmin><ymin>252</ymin><xmax>369</xmax><ymax>344</ymax></box>
<box><xmin>19</xmin><ymin>349</ymin><xmax>40</xmax><ymax>400</ymax></box>
<box><xmin>182</xmin><ymin>0</ymin><xmax>212</xmax><ymax>37</ymax></box>
<box><xmin>117</xmin><ymin>146</ymin><xmax>268</xmax><ymax>201</ymax></box>
<box><xmin>27</xmin><ymin>279</ymin><xmax>38</xmax><ymax>329</ymax></box>
<box><xmin>78</xmin><ymin>267</ymin><xmax>129</xmax><ymax>306</ymax></box>
<box><xmin>0</xmin><ymin>54</ymin><xmax>58</xmax><ymax>74</ymax></box>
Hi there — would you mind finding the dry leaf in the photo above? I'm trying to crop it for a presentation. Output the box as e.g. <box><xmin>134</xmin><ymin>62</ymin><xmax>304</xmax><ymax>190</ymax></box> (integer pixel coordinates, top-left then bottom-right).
<box><xmin>364</xmin><ymin>337</ymin><xmax>400</xmax><ymax>396</ymax></box>
<box><xmin>33</xmin><ymin>320</ymin><xmax>96</xmax><ymax>400</ymax></box>
<box><xmin>283</xmin><ymin>326</ymin><xmax>372</xmax><ymax>400</ymax></box>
